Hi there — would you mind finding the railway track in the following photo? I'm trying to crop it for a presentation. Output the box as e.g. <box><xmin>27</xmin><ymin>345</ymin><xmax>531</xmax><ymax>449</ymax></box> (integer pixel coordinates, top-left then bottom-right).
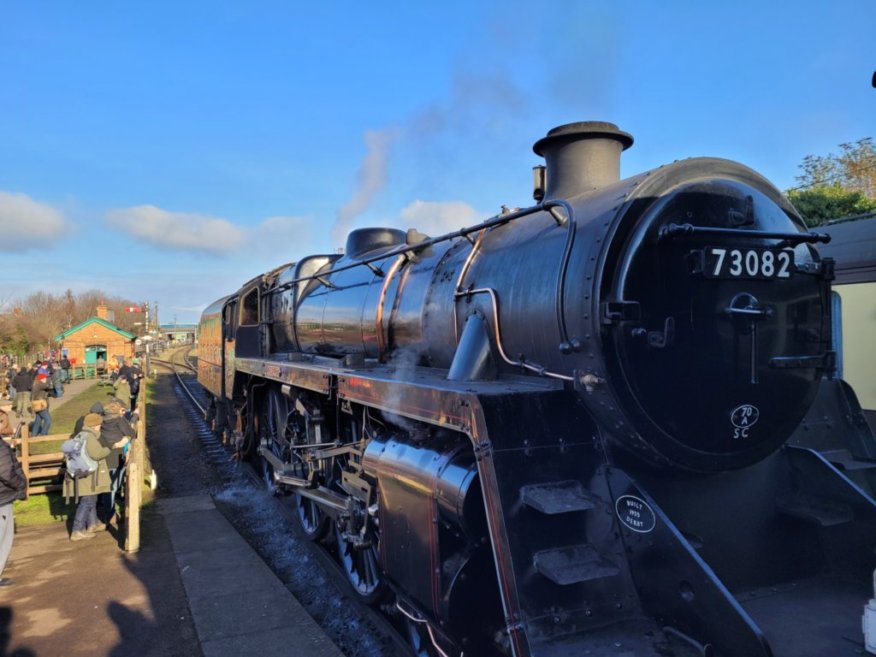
<box><xmin>151</xmin><ymin>347</ymin><xmax>413</xmax><ymax>657</ymax></box>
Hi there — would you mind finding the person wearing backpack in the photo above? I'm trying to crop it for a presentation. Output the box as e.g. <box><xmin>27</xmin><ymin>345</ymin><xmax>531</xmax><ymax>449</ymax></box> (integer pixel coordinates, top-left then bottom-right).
<box><xmin>63</xmin><ymin>413</ymin><xmax>114</xmax><ymax>541</ymax></box>
<box><xmin>0</xmin><ymin>435</ymin><xmax>27</xmax><ymax>585</ymax></box>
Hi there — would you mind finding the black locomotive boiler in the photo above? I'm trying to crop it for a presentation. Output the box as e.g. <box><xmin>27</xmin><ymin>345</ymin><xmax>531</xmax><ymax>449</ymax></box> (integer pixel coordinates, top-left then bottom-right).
<box><xmin>197</xmin><ymin>121</ymin><xmax>876</xmax><ymax>657</ymax></box>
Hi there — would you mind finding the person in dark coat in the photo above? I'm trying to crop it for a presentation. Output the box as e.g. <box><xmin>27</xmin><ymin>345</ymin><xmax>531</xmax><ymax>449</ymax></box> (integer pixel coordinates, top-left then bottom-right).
<box><xmin>0</xmin><ymin>436</ymin><xmax>27</xmax><ymax>585</ymax></box>
<box><xmin>51</xmin><ymin>366</ymin><xmax>63</xmax><ymax>398</ymax></box>
<box><xmin>128</xmin><ymin>359</ymin><xmax>143</xmax><ymax>411</ymax></box>
<box><xmin>30</xmin><ymin>374</ymin><xmax>52</xmax><ymax>436</ymax></box>
<box><xmin>6</xmin><ymin>366</ymin><xmax>18</xmax><ymax>401</ymax></box>
<box><xmin>60</xmin><ymin>356</ymin><xmax>71</xmax><ymax>383</ymax></box>
<box><xmin>63</xmin><ymin>413</ymin><xmax>112</xmax><ymax>540</ymax></box>
<box><xmin>97</xmin><ymin>400</ymin><xmax>134</xmax><ymax>524</ymax></box>
<box><xmin>12</xmin><ymin>368</ymin><xmax>32</xmax><ymax>419</ymax></box>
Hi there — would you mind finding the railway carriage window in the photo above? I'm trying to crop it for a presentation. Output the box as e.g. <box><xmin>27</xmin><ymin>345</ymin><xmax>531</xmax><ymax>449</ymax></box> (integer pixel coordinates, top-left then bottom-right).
<box><xmin>831</xmin><ymin>291</ymin><xmax>843</xmax><ymax>379</ymax></box>
<box><xmin>241</xmin><ymin>289</ymin><xmax>259</xmax><ymax>326</ymax></box>
<box><xmin>223</xmin><ymin>302</ymin><xmax>237</xmax><ymax>340</ymax></box>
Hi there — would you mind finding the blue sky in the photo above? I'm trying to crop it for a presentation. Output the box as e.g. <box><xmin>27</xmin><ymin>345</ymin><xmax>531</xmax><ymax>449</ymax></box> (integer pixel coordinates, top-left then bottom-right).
<box><xmin>1</xmin><ymin>1</ymin><xmax>874</xmax><ymax>325</ymax></box>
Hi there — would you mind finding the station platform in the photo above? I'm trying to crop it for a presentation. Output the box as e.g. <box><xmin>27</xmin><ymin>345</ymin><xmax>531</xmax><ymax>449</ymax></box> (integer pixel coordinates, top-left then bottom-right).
<box><xmin>0</xmin><ymin>493</ymin><xmax>344</xmax><ymax>657</ymax></box>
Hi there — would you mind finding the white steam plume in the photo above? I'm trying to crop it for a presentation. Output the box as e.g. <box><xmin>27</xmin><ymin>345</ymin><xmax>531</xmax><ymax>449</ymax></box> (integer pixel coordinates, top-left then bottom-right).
<box><xmin>331</xmin><ymin>127</ymin><xmax>399</xmax><ymax>248</ymax></box>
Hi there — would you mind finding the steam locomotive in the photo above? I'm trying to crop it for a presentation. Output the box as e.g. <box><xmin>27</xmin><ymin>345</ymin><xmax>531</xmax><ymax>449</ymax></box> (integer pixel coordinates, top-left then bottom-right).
<box><xmin>197</xmin><ymin>121</ymin><xmax>876</xmax><ymax>657</ymax></box>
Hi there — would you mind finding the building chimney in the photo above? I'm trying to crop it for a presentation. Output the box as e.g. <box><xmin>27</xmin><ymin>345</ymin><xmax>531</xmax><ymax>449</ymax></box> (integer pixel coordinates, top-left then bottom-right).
<box><xmin>96</xmin><ymin>304</ymin><xmax>108</xmax><ymax>320</ymax></box>
<box><xmin>533</xmin><ymin>121</ymin><xmax>633</xmax><ymax>200</ymax></box>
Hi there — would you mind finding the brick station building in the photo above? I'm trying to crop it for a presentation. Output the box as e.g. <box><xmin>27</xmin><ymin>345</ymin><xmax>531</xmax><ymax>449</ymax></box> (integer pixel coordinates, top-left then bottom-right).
<box><xmin>55</xmin><ymin>306</ymin><xmax>136</xmax><ymax>369</ymax></box>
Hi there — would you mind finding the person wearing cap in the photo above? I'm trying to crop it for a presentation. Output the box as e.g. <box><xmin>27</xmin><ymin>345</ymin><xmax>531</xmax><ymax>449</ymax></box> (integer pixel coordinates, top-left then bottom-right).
<box><xmin>30</xmin><ymin>373</ymin><xmax>52</xmax><ymax>436</ymax></box>
<box><xmin>64</xmin><ymin>413</ymin><xmax>113</xmax><ymax>541</ymax></box>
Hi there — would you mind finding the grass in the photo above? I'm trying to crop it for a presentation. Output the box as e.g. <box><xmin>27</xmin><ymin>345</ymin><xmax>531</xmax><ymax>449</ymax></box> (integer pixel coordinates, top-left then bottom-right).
<box><xmin>15</xmin><ymin>378</ymin><xmax>156</xmax><ymax>527</ymax></box>
<box><xmin>14</xmin><ymin>492</ymin><xmax>75</xmax><ymax>527</ymax></box>
<box><xmin>13</xmin><ymin>482</ymin><xmax>156</xmax><ymax>527</ymax></box>
<box><xmin>29</xmin><ymin>382</ymin><xmax>124</xmax><ymax>455</ymax></box>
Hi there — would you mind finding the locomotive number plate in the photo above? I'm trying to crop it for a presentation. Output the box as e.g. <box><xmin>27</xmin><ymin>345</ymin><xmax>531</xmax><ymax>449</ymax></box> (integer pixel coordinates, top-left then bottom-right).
<box><xmin>704</xmin><ymin>247</ymin><xmax>794</xmax><ymax>280</ymax></box>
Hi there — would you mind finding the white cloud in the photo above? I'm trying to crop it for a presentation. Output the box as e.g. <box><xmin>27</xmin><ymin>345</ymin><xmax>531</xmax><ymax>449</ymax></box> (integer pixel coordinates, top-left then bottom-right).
<box><xmin>399</xmin><ymin>200</ymin><xmax>488</xmax><ymax>236</ymax></box>
<box><xmin>105</xmin><ymin>205</ymin><xmax>317</xmax><ymax>262</ymax></box>
<box><xmin>106</xmin><ymin>205</ymin><xmax>246</xmax><ymax>253</ymax></box>
<box><xmin>0</xmin><ymin>191</ymin><xmax>71</xmax><ymax>251</ymax></box>
<box><xmin>251</xmin><ymin>215</ymin><xmax>314</xmax><ymax>256</ymax></box>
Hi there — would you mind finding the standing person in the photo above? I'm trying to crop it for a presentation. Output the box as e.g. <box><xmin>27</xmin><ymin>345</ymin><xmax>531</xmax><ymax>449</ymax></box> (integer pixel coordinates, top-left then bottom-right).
<box><xmin>30</xmin><ymin>374</ymin><xmax>52</xmax><ymax>436</ymax></box>
<box><xmin>63</xmin><ymin>413</ymin><xmax>111</xmax><ymax>541</ymax></box>
<box><xmin>128</xmin><ymin>359</ymin><xmax>143</xmax><ymax>411</ymax></box>
<box><xmin>6</xmin><ymin>365</ymin><xmax>17</xmax><ymax>402</ymax></box>
<box><xmin>51</xmin><ymin>365</ymin><xmax>63</xmax><ymax>399</ymax></box>
<box><xmin>60</xmin><ymin>355</ymin><xmax>71</xmax><ymax>384</ymax></box>
<box><xmin>12</xmin><ymin>367</ymin><xmax>32</xmax><ymax>420</ymax></box>
<box><xmin>0</xmin><ymin>400</ymin><xmax>16</xmax><ymax>438</ymax></box>
<box><xmin>0</xmin><ymin>434</ymin><xmax>27</xmax><ymax>585</ymax></box>
<box><xmin>113</xmin><ymin>371</ymin><xmax>131</xmax><ymax>411</ymax></box>
<box><xmin>97</xmin><ymin>399</ymin><xmax>134</xmax><ymax>525</ymax></box>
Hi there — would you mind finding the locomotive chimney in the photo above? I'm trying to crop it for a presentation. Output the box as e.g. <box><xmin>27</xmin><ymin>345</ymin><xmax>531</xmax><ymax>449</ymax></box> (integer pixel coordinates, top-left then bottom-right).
<box><xmin>533</xmin><ymin>121</ymin><xmax>633</xmax><ymax>200</ymax></box>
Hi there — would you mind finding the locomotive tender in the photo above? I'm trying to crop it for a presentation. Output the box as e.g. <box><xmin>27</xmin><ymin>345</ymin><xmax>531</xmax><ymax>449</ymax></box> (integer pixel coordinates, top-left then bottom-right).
<box><xmin>198</xmin><ymin>121</ymin><xmax>876</xmax><ymax>657</ymax></box>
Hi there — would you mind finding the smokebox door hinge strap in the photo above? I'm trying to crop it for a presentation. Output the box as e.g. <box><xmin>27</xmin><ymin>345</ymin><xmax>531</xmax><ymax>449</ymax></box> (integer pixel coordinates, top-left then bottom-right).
<box><xmin>602</xmin><ymin>301</ymin><xmax>641</xmax><ymax>324</ymax></box>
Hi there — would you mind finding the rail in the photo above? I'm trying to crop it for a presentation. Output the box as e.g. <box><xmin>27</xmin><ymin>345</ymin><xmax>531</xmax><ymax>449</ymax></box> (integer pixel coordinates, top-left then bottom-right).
<box><xmin>151</xmin><ymin>349</ymin><xmax>205</xmax><ymax>415</ymax></box>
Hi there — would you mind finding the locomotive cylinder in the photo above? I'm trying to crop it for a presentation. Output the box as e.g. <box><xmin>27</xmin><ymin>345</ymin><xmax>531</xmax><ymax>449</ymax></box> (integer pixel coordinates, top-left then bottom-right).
<box><xmin>362</xmin><ymin>436</ymin><xmax>484</xmax><ymax>538</ymax></box>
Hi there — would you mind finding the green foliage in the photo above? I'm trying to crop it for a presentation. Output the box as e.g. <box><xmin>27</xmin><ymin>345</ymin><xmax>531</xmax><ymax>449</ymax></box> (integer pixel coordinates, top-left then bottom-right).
<box><xmin>787</xmin><ymin>185</ymin><xmax>876</xmax><ymax>227</ymax></box>
<box><xmin>0</xmin><ymin>324</ymin><xmax>31</xmax><ymax>356</ymax></box>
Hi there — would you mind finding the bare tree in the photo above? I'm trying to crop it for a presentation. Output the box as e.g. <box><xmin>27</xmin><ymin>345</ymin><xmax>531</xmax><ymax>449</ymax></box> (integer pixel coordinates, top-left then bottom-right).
<box><xmin>0</xmin><ymin>289</ymin><xmax>141</xmax><ymax>356</ymax></box>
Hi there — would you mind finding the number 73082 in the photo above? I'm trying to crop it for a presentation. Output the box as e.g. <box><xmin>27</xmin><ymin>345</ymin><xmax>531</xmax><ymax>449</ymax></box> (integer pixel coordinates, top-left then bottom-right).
<box><xmin>705</xmin><ymin>247</ymin><xmax>794</xmax><ymax>280</ymax></box>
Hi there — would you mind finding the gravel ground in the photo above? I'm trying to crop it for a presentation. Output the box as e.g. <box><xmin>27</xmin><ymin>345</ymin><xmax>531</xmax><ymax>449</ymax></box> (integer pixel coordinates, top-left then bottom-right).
<box><xmin>148</xmin><ymin>367</ymin><xmax>404</xmax><ymax>657</ymax></box>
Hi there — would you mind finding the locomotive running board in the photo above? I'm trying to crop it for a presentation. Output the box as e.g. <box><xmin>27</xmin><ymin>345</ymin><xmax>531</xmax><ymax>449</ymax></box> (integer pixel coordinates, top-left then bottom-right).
<box><xmin>334</xmin><ymin>369</ymin><xmax>679</xmax><ymax>657</ymax></box>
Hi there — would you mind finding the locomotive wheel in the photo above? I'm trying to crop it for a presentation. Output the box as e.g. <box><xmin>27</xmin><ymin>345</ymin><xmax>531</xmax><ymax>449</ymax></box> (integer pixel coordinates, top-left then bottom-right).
<box><xmin>256</xmin><ymin>390</ymin><xmax>284</xmax><ymax>495</ymax></box>
<box><xmin>334</xmin><ymin>520</ymin><xmax>385</xmax><ymax>604</ymax></box>
<box><xmin>294</xmin><ymin>493</ymin><xmax>328</xmax><ymax>540</ymax></box>
<box><xmin>260</xmin><ymin>446</ymin><xmax>280</xmax><ymax>495</ymax></box>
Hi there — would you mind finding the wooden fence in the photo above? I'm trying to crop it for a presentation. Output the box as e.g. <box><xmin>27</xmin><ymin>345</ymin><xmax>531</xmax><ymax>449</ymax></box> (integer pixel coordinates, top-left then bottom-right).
<box><xmin>7</xmin><ymin>383</ymin><xmax>148</xmax><ymax>552</ymax></box>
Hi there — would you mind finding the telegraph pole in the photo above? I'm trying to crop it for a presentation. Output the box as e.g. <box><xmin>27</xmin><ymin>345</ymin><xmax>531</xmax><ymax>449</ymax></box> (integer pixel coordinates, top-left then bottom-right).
<box><xmin>144</xmin><ymin>302</ymin><xmax>151</xmax><ymax>377</ymax></box>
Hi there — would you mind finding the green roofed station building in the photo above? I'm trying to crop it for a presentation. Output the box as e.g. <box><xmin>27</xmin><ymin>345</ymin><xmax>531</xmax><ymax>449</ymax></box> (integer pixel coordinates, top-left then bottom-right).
<box><xmin>55</xmin><ymin>306</ymin><xmax>136</xmax><ymax>375</ymax></box>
